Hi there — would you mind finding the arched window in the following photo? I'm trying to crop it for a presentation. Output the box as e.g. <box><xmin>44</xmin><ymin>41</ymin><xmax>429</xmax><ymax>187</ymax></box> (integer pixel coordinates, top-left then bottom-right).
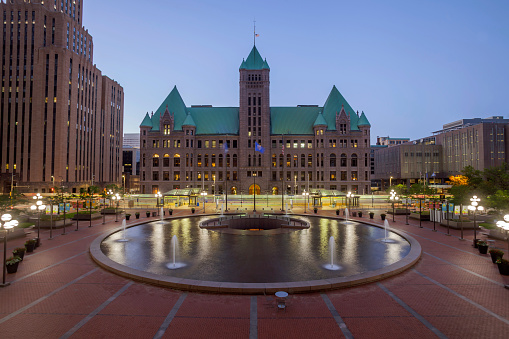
<box><xmin>301</xmin><ymin>154</ymin><xmax>305</xmax><ymax>167</ymax></box>
<box><xmin>248</xmin><ymin>154</ymin><xmax>252</xmax><ymax>167</ymax></box>
<box><xmin>272</xmin><ymin>154</ymin><xmax>276</xmax><ymax>167</ymax></box>
<box><xmin>293</xmin><ymin>155</ymin><xmax>298</xmax><ymax>167</ymax></box>
<box><xmin>211</xmin><ymin>154</ymin><xmax>216</xmax><ymax>167</ymax></box>
<box><xmin>286</xmin><ymin>154</ymin><xmax>291</xmax><ymax>167</ymax></box>
<box><xmin>258</xmin><ymin>154</ymin><xmax>261</xmax><ymax>166</ymax></box>
<box><xmin>330</xmin><ymin>153</ymin><xmax>336</xmax><ymax>167</ymax></box>
<box><xmin>279</xmin><ymin>154</ymin><xmax>283</xmax><ymax>167</ymax></box>
<box><xmin>219</xmin><ymin>154</ymin><xmax>223</xmax><ymax>167</ymax></box>
<box><xmin>351</xmin><ymin>153</ymin><xmax>358</xmax><ymax>167</ymax></box>
<box><xmin>204</xmin><ymin>154</ymin><xmax>209</xmax><ymax>167</ymax></box>
<box><xmin>226</xmin><ymin>154</ymin><xmax>231</xmax><ymax>167</ymax></box>
<box><xmin>173</xmin><ymin>154</ymin><xmax>180</xmax><ymax>167</ymax></box>
<box><xmin>152</xmin><ymin>154</ymin><xmax>160</xmax><ymax>167</ymax></box>
<box><xmin>233</xmin><ymin>154</ymin><xmax>238</xmax><ymax>167</ymax></box>
<box><xmin>308</xmin><ymin>154</ymin><xmax>313</xmax><ymax>167</ymax></box>
<box><xmin>340</xmin><ymin>154</ymin><xmax>347</xmax><ymax>167</ymax></box>
<box><xmin>197</xmin><ymin>154</ymin><xmax>202</xmax><ymax>167</ymax></box>
<box><xmin>163</xmin><ymin>153</ymin><xmax>170</xmax><ymax>167</ymax></box>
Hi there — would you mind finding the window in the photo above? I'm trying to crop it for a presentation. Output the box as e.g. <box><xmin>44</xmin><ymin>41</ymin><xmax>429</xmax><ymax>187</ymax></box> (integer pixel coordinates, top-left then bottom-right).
<box><xmin>301</xmin><ymin>154</ymin><xmax>305</xmax><ymax>167</ymax></box>
<box><xmin>163</xmin><ymin>171</ymin><xmax>170</xmax><ymax>181</ymax></box>
<box><xmin>308</xmin><ymin>154</ymin><xmax>313</xmax><ymax>167</ymax></box>
<box><xmin>286</xmin><ymin>154</ymin><xmax>291</xmax><ymax>167</ymax></box>
<box><xmin>351</xmin><ymin>171</ymin><xmax>358</xmax><ymax>181</ymax></box>
<box><xmin>197</xmin><ymin>154</ymin><xmax>202</xmax><ymax>167</ymax></box>
<box><xmin>330</xmin><ymin>171</ymin><xmax>336</xmax><ymax>181</ymax></box>
<box><xmin>219</xmin><ymin>154</ymin><xmax>223</xmax><ymax>167</ymax></box>
<box><xmin>341</xmin><ymin>171</ymin><xmax>347</xmax><ymax>180</ymax></box>
<box><xmin>163</xmin><ymin>154</ymin><xmax>170</xmax><ymax>167</ymax></box>
<box><xmin>205</xmin><ymin>140</ymin><xmax>209</xmax><ymax>148</ymax></box>
<box><xmin>163</xmin><ymin>124</ymin><xmax>170</xmax><ymax>135</ymax></box>
<box><xmin>174</xmin><ymin>171</ymin><xmax>180</xmax><ymax>181</ymax></box>
<box><xmin>233</xmin><ymin>154</ymin><xmax>238</xmax><ymax>167</ymax></box>
<box><xmin>152</xmin><ymin>171</ymin><xmax>159</xmax><ymax>181</ymax></box>
<box><xmin>272</xmin><ymin>154</ymin><xmax>276</xmax><ymax>167</ymax></box>
<box><xmin>308</xmin><ymin>140</ymin><xmax>312</xmax><ymax>149</ymax></box>
<box><xmin>340</xmin><ymin>154</ymin><xmax>347</xmax><ymax>167</ymax></box>
<box><xmin>351</xmin><ymin>154</ymin><xmax>357</xmax><ymax>167</ymax></box>
<box><xmin>330</xmin><ymin>154</ymin><xmax>336</xmax><ymax>167</ymax></box>
<box><xmin>152</xmin><ymin>154</ymin><xmax>160</xmax><ymax>167</ymax></box>
<box><xmin>174</xmin><ymin>154</ymin><xmax>181</xmax><ymax>167</ymax></box>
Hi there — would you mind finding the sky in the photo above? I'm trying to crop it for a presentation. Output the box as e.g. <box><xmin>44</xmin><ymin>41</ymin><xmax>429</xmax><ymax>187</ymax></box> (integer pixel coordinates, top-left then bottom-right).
<box><xmin>84</xmin><ymin>0</ymin><xmax>509</xmax><ymax>144</ymax></box>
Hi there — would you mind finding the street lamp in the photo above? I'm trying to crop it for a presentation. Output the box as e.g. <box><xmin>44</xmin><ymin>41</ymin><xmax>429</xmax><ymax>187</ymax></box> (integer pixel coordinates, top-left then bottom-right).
<box><xmin>390</xmin><ymin>176</ymin><xmax>393</xmax><ymax>188</ymax></box>
<box><xmin>31</xmin><ymin>194</ymin><xmax>46</xmax><ymax>241</ymax></box>
<box><xmin>200</xmin><ymin>191</ymin><xmax>207</xmax><ymax>213</ymax></box>
<box><xmin>347</xmin><ymin>191</ymin><xmax>353</xmax><ymax>212</ymax></box>
<box><xmin>113</xmin><ymin>193</ymin><xmax>120</xmax><ymax>222</ymax></box>
<box><xmin>155</xmin><ymin>192</ymin><xmax>162</xmax><ymax>211</ymax></box>
<box><xmin>468</xmin><ymin>196</ymin><xmax>483</xmax><ymax>246</ymax></box>
<box><xmin>302</xmin><ymin>191</ymin><xmax>309</xmax><ymax>213</ymax></box>
<box><xmin>1</xmin><ymin>214</ymin><xmax>18</xmax><ymax>287</ymax></box>
<box><xmin>390</xmin><ymin>190</ymin><xmax>398</xmax><ymax>222</ymax></box>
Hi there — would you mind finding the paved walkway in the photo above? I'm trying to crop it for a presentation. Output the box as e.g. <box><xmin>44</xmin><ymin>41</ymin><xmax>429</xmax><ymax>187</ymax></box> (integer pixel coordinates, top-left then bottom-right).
<box><xmin>0</xmin><ymin>207</ymin><xmax>508</xmax><ymax>338</ymax></box>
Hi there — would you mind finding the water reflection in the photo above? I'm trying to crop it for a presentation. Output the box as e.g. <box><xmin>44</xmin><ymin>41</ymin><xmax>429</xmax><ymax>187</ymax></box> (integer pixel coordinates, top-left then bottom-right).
<box><xmin>101</xmin><ymin>216</ymin><xmax>411</xmax><ymax>283</ymax></box>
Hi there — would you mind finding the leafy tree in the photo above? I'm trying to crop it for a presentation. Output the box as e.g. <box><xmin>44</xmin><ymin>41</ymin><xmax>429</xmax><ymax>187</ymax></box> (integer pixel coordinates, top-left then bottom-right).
<box><xmin>486</xmin><ymin>190</ymin><xmax>509</xmax><ymax>214</ymax></box>
<box><xmin>462</xmin><ymin>165</ymin><xmax>483</xmax><ymax>189</ymax></box>
<box><xmin>449</xmin><ymin>185</ymin><xmax>472</xmax><ymax>206</ymax></box>
<box><xmin>447</xmin><ymin>175</ymin><xmax>468</xmax><ymax>186</ymax></box>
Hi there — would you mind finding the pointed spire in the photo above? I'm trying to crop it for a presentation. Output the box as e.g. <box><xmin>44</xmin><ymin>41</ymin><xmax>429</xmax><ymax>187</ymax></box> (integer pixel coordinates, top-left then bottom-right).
<box><xmin>182</xmin><ymin>112</ymin><xmax>197</xmax><ymax>127</ymax></box>
<box><xmin>313</xmin><ymin>112</ymin><xmax>328</xmax><ymax>127</ymax></box>
<box><xmin>358</xmin><ymin>111</ymin><xmax>371</xmax><ymax>127</ymax></box>
<box><xmin>140</xmin><ymin>112</ymin><xmax>152</xmax><ymax>127</ymax></box>
<box><xmin>240</xmin><ymin>46</ymin><xmax>269</xmax><ymax>70</ymax></box>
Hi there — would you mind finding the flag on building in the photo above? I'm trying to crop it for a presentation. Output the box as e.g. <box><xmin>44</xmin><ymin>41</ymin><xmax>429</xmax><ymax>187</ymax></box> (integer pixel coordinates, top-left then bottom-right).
<box><xmin>223</xmin><ymin>142</ymin><xmax>229</xmax><ymax>154</ymax></box>
<box><xmin>255</xmin><ymin>142</ymin><xmax>265</xmax><ymax>154</ymax></box>
<box><xmin>282</xmin><ymin>144</ymin><xmax>284</xmax><ymax>155</ymax></box>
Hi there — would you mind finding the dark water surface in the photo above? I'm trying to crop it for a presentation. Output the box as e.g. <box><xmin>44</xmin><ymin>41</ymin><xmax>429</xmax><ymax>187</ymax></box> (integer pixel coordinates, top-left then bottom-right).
<box><xmin>101</xmin><ymin>216</ymin><xmax>411</xmax><ymax>283</ymax></box>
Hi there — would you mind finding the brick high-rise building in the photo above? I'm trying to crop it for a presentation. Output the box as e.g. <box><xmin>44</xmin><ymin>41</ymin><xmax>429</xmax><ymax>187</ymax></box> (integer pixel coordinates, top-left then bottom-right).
<box><xmin>139</xmin><ymin>46</ymin><xmax>372</xmax><ymax>196</ymax></box>
<box><xmin>0</xmin><ymin>0</ymin><xmax>123</xmax><ymax>194</ymax></box>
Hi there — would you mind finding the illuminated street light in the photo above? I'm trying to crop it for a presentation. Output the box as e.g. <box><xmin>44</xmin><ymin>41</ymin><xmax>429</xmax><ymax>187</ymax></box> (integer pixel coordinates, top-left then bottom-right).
<box><xmin>468</xmin><ymin>196</ymin><xmax>483</xmax><ymax>246</ymax></box>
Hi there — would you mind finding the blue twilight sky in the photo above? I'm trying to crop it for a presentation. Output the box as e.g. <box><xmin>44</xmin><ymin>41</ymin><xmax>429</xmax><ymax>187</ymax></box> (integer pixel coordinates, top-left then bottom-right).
<box><xmin>84</xmin><ymin>0</ymin><xmax>508</xmax><ymax>144</ymax></box>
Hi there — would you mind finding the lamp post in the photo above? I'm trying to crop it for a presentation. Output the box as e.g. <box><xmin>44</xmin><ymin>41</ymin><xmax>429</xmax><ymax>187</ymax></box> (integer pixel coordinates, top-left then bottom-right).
<box><xmin>201</xmin><ymin>191</ymin><xmax>207</xmax><ymax>213</ymax></box>
<box><xmin>347</xmin><ymin>191</ymin><xmax>353</xmax><ymax>212</ymax></box>
<box><xmin>31</xmin><ymin>194</ymin><xmax>46</xmax><ymax>241</ymax></box>
<box><xmin>253</xmin><ymin>172</ymin><xmax>257</xmax><ymax>212</ymax></box>
<box><xmin>390</xmin><ymin>176</ymin><xmax>393</xmax><ymax>188</ymax></box>
<box><xmin>1</xmin><ymin>214</ymin><xmax>18</xmax><ymax>287</ymax></box>
<box><xmin>155</xmin><ymin>192</ymin><xmax>162</xmax><ymax>212</ymax></box>
<box><xmin>302</xmin><ymin>191</ymin><xmax>309</xmax><ymax>213</ymax></box>
<box><xmin>389</xmin><ymin>190</ymin><xmax>398</xmax><ymax>222</ymax></box>
<box><xmin>113</xmin><ymin>193</ymin><xmax>120</xmax><ymax>222</ymax></box>
<box><xmin>468</xmin><ymin>195</ymin><xmax>483</xmax><ymax>246</ymax></box>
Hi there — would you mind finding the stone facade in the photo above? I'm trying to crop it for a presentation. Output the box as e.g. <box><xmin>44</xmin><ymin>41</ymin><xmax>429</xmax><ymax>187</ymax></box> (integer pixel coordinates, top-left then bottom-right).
<box><xmin>0</xmin><ymin>0</ymin><xmax>123</xmax><ymax>194</ymax></box>
<box><xmin>139</xmin><ymin>46</ymin><xmax>371</xmax><ymax>195</ymax></box>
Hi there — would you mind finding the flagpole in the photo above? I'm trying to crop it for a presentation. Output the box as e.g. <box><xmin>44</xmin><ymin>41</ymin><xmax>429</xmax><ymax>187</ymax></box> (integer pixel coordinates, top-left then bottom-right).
<box><xmin>253</xmin><ymin>142</ymin><xmax>256</xmax><ymax>212</ymax></box>
<box><xmin>281</xmin><ymin>134</ymin><xmax>284</xmax><ymax>212</ymax></box>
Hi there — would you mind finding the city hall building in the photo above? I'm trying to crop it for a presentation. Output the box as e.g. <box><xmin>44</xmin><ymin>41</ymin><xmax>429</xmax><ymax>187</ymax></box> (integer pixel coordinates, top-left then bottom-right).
<box><xmin>139</xmin><ymin>46</ymin><xmax>371</xmax><ymax>196</ymax></box>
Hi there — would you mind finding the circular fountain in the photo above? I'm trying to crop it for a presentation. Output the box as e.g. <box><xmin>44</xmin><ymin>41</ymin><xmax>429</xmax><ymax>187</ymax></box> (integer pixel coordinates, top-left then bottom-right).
<box><xmin>90</xmin><ymin>214</ymin><xmax>421</xmax><ymax>293</ymax></box>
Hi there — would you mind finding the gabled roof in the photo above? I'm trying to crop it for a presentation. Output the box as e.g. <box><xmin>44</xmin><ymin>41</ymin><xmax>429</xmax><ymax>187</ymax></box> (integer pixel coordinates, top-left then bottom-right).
<box><xmin>182</xmin><ymin>113</ymin><xmax>196</xmax><ymax>127</ymax></box>
<box><xmin>152</xmin><ymin>86</ymin><xmax>187</xmax><ymax>131</ymax></box>
<box><xmin>358</xmin><ymin>111</ymin><xmax>371</xmax><ymax>127</ymax></box>
<box><xmin>322</xmin><ymin>85</ymin><xmax>357</xmax><ymax>131</ymax></box>
<box><xmin>140</xmin><ymin>112</ymin><xmax>152</xmax><ymax>127</ymax></box>
<box><xmin>313</xmin><ymin>112</ymin><xmax>328</xmax><ymax>126</ymax></box>
<box><xmin>240</xmin><ymin>46</ymin><xmax>270</xmax><ymax>70</ymax></box>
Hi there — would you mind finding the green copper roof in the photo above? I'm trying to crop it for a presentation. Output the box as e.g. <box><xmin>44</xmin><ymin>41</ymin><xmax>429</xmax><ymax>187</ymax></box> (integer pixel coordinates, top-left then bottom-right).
<box><xmin>187</xmin><ymin>107</ymin><xmax>239</xmax><ymax>135</ymax></box>
<box><xmin>271</xmin><ymin>107</ymin><xmax>322</xmax><ymax>135</ymax></box>
<box><xmin>240</xmin><ymin>46</ymin><xmax>270</xmax><ymax>70</ymax></box>
<box><xmin>322</xmin><ymin>85</ymin><xmax>357</xmax><ymax>131</ymax></box>
<box><xmin>152</xmin><ymin>86</ymin><xmax>188</xmax><ymax>131</ymax></box>
<box><xmin>313</xmin><ymin>113</ymin><xmax>328</xmax><ymax>126</ymax></box>
<box><xmin>140</xmin><ymin>113</ymin><xmax>152</xmax><ymax>127</ymax></box>
<box><xmin>182</xmin><ymin>113</ymin><xmax>196</xmax><ymax>127</ymax></box>
<box><xmin>358</xmin><ymin>111</ymin><xmax>371</xmax><ymax>127</ymax></box>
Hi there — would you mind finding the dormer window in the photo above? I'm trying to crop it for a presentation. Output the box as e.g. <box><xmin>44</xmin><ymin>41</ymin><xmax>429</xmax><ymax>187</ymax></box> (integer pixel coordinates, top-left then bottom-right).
<box><xmin>163</xmin><ymin>124</ymin><xmax>171</xmax><ymax>135</ymax></box>
<box><xmin>339</xmin><ymin>123</ymin><xmax>347</xmax><ymax>134</ymax></box>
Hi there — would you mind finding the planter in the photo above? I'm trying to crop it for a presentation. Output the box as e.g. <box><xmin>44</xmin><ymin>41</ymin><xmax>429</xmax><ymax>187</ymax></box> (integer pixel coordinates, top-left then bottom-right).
<box><xmin>369</xmin><ymin>213</ymin><xmax>374</xmax><ymax>219</ymax></box>
<box><xmin>135</xmin><ymin>214</ymin><xmax>140</xmax><ymax>219</ymax></box>
<box><xmin>352</xmin><ymin>212</ymin><xmax>357</xmax><ymax>217</ymax></box>
<box><xmin>34</xmin><ymin>238</ymin><xmax>40</xmax><ymax>248</ymax></box>
<box><xmin>410</xmin><ymin>212</ymin><xmax>430</xmax><ymax>221</ymax></box>
<box><xmin>490</xmin><ymin>251</ymin><xmax>504</xmax><ymax>264</ymax></box>
<box><xmin>125</xmin><ymin>215</ymin><xmax>131</xmax><ymax>221</ymax></box>
<box><xmin>25</xmin><ymin>241</ymin><xmax>36</xmax><ymax>253</ymax></box>
<box><xmin>152</xmin><ymin>212</ymin><xmax>157</xmax><ymax>217</ymax></box>
<box><xmin>6</xmin><ymin>262</ymin><xmax>20</xmax><ymax>274</ymax></box>
<box><xmin>191</xmin><ymin>209</ymin><xmax>195</xmax><ymax>214</ymax></box>
<box><xmin>497</xmin><ymin>263</ymin><xmax>509</xmax><ymax>275</ymax></box>
<box><xmin>381</xmin><ymin>214</ymin><xmax>386</xmax><ymax>221</ymax></box>
<box><xmin>12</xmin><ymin>249</ymin><xmax>25</xmax><ymax>261</ymax></box>
<box><xmin>146</xmin><ymin>212</ymin><xmax>151</xmax><ymax>217</ymax></box>
<box><xmin>313</xmin><ymin>208</ymin><xmax>318</xmax><ymax>214</ymax></box>
<box><xmin>169</xmin><ymin>210</ymin><xmax>173</xmax><ymax>216</ymax></box>
<box><xmin>336</xmin><ymin>210</ymin><xmax>339</xmax><ymax>216</ymax></box>
<box><xmin>478</xmin><ymin>245</ymin><xmax>488</xmax><ymax>254</ymax></box>
<box><xmin>358</xmin><ymin>212</ymin><xmax>363</xmax><ymax>218</ymax></box>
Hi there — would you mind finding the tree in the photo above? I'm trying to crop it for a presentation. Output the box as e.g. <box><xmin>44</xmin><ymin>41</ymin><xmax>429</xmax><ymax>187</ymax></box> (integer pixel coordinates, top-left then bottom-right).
<box><xmin>462</xmin><ymin>166</ymin><xmax>483</xmax><ymax>189</ymax></box>
<box><xmin>447</xmin><ymin>175</ymin><xmax>468</xmax><ymax>186</ymax></box>
<box><xmin>486</xmin><ymin>190</ymin><xmax>509</xmax><ymax>214</ymax></box>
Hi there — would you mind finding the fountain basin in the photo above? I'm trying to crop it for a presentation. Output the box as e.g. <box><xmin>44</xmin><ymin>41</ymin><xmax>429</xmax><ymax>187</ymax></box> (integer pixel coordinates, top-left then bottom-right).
<box><xmin>90</xmin><ymin>215</ymin><xmax>421</xmax><ymax>294</ymax></box>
